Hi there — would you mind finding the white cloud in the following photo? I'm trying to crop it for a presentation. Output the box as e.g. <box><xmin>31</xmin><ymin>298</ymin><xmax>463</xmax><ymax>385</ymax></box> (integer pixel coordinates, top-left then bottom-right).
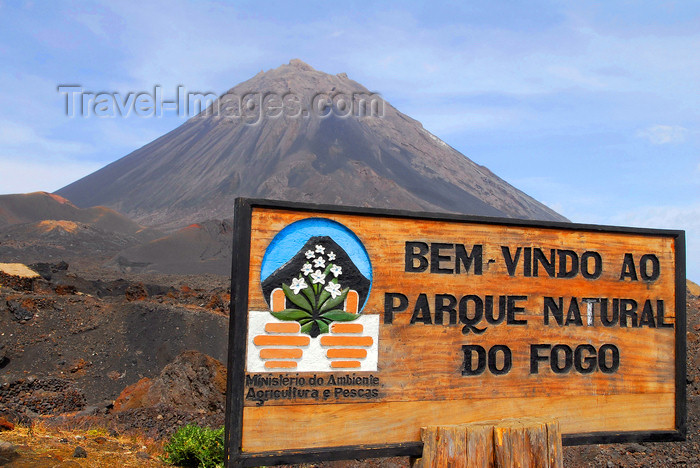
<box><xmin>608</xmin><ymin>204</ymin><xmax>700</xmax><ymax>231</ymax></box>
<box><xmin>636</xmin><ymin>125</ymin><xmax>688</xmax><ymax>144</ymax></box>
<box><xmin>333</xmin><ymin>14</ymin><xmax>700</xmax><ymax>111</ymax></box>
<box><xmin>31</xmin><ymin>1</ymin><xmax>700</xmax><ymax>133</ymax></box>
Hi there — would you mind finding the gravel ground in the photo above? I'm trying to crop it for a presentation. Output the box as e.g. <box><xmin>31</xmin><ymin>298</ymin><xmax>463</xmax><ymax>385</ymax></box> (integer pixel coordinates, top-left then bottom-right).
<box><xmin>0</xmin><ymin>262</ymin><xmax>698</xmax><ymax>466</ymax></box>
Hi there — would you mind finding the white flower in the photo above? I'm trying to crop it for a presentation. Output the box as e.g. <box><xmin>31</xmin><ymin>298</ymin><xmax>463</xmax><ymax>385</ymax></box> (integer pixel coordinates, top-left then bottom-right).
<box><xmin>327</xmin><ymin>251</ymin><xmax>336</xmax><ymax>261</ymax></box>
<box><xmin>315</xmin><ymin>244</ymin><xmax>325</xmax><ymax>254</ymax></box>
<box><xmin>325</xmin><ymin>282</ymin><xmax>342</xmax><ymax>299</ymax></box>
<box><xmin>310</xmin><ymin>270</ymin><xmax>326</xmax><ymax>284</ymax></box>
<box><xmin>330</xmin><ymin>264</ymin><xmax>342</xmax><ymax>277</ymax></box>
<box><xmin>301</xmin><ymin>263</ymin><xmax>313</xmax><ymax>275</ymax></box>
<box><xmin>313</xmin><ymin>257</ymin><xmax>326</xmax><ymax>268</ymax></box>
<box><xmin>290</xmin><ymin>277</ymin><xmax>308</xmax><ymax>294</ymax></box>
<box><xmin>305</xmin><ymin>250</ymin><xmax>315</xmax><ymax>259</ymax></box>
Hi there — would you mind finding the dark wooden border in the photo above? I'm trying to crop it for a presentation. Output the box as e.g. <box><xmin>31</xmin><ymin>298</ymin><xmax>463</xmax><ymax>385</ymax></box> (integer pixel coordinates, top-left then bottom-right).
<box><xmin>225</xmin><ymin>199</ymin><xmax>253</xmax><ymax>468</ymax></box>
<box><xmin>226</xmin><ymin>198</ymin><xmax>687</xmax><ymax>467</ymax></box>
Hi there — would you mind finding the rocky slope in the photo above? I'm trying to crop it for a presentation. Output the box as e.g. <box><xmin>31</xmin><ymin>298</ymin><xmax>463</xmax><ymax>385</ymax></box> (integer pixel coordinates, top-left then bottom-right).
<box><xmin>0</xmin><ymin>192</ymin><xmax>162</xmax><ymax>268</ymax></box>
<box><xmin>108</xmin><ymin>220</ymin><xmax>233</xmax><ymax>275</ymax></box>
<box><xmin>0</xmin><ymin>192</ymin><xmax>151</xmax><ymax>235</ymax></box>
<box><xmin>0</xmin><ymin>261</ymin><xmax>697</xmax><ymax>466</ymax></box>
<box><xmin>57</xmin><ymin>60</ymin><xmax>567</xmax><ymax>229</ymax></box>
<box><xmin>0</xmin><ymin>263</ymin><xmax>230</xmax><ymax>408</ymax></box>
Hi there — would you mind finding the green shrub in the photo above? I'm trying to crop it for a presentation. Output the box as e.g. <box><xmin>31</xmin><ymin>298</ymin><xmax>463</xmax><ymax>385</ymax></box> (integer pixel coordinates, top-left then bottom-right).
<box><xmin>162</xmin><ymin>424</ymin><xmax>225</xmax><ymax>468</ymax></box>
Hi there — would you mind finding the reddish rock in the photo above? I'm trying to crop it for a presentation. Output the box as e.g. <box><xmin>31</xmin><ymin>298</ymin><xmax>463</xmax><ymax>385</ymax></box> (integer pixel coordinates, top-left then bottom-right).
<box><xmin>55</xmin><ymin>284</ymin><xmax>77</xmax><ymax>295</ymax></box>
<box><xmin>125</xmin><ymin>283</ymin><xmax>148</xmax><ymax>301</ymax></box>
<box><xmin>69</xmin><ymin>358</ymin><xmax>90</xmax><ymax>375</ymax></box>
<box><xmin>0</xmin><ymin>417</ymin><xmax>14</xmax><ymax>431</ymax></box>
<box><xmin>180</xmin><ymin>285</ymin><xmax>196</xmax><ymax>298</ymax></box>
<box><xmin>206</xmin><ymin>292</ymin><xmax>230</xmax><ymax>313</ymax></box>
<box><xmin>113</xmin><ymin>377</ymin><xmax>153</xmax><ymax>412</ymax></box>
<box><xmin>113</xmin><ymin>350</ymin><xmax>226</xmax><ymax>413</ymax></box>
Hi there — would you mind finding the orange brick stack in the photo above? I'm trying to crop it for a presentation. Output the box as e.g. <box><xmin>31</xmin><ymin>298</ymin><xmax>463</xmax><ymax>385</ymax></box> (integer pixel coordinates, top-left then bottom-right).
<box><xmin>253</xmin><ymin>322</ymin><xmax>310</xmax><ymax>369</ymax></box>
<box><xmin>322</xmin><ymin>323</ymin><xmax>374</xmax><ymax>369</ymax></box>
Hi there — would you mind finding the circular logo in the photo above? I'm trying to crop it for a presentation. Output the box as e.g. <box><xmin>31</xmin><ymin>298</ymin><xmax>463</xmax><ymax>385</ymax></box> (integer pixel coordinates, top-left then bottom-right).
<box><xmin>260</xmin><ymin>218</ymin><xmax>372</xmax><ymax>337</ymax></box>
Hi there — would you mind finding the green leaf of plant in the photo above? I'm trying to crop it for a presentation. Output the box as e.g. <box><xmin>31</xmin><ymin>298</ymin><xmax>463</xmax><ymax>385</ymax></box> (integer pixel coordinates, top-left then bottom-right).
<box><xmin>271</xmin><ymin>309</ymin><xmax>312</xmax><ymax>321</ymax></box>
<box><xmin>316</xmin><ymin>289</ymin><xmax>330</xmax><ymax>310</ymax></box>
<box><xmin>320</xmin><ymin>309</ymin><xmax>360</xmax><ymax>321</ymax></box>
<box><xmin>301</xmin><ymin>286</ymin><xmax>316</xmax><ymax>309</ymax></box>
<box><xmin>282</xmin><ymin>283</ymin><xmax>312</xmax><ymax>311</ymax></box>
<box><xmin>317</xmin><ymin>320</ymin><xmax>329</xmax><ymax>335</ymax></box>
<box><xmin>319</xmin><ymin>287</ymin><xmax>349</xmax><ymax>312</ymax></box>
<box><xmin>300</xmin><ymin>319</ymin><xmax>329</xmax><ymax>336</ymax></box>
<box><xmin>300</xmin><ymin>321</ymin><xmax>313</xmax><ymax>335</ymax></box>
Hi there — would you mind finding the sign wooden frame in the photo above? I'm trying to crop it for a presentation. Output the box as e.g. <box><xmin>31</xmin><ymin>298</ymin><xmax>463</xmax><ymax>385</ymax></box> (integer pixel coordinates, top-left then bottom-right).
<box><xmin>225</xmin><ymin>198</ymin><xmax>686</xmax><ymax>467</ymax></box>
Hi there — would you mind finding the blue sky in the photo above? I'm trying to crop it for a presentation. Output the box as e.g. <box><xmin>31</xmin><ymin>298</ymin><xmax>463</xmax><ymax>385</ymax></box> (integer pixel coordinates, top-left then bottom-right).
<box><xmin>0</xmin><ymin>0</ymin><xmax>698</xmax><ymax>280</ymax></box>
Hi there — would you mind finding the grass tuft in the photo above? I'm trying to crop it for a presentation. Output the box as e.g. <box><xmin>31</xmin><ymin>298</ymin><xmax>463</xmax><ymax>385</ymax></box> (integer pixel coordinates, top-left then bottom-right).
<box><xmin>162</xmin><ymin>424</ymin><xmax>225</xmax><ymax>468</ymax></box>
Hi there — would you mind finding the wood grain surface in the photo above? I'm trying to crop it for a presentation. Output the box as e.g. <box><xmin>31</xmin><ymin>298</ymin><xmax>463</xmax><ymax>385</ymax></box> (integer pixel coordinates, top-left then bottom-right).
<box><xmin>239</xmin><ymin>207</ymin><xmax>681</xmax><ymax>453</ymax></box>
<box><xmin>241</xmin><ymin>394</ymin><xmax>673</xmax><ymax>451</ymax></box>
<box><xmin>411</xmin><ymin>417</ymin><xmax>563</xmax><ymax>468</ymax></box>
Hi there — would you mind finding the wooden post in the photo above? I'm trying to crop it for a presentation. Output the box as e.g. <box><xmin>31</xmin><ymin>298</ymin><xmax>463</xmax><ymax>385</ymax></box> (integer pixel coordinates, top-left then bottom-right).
<box><xmin>465</xmin><ymin>422</ymin><xmax>495</xmax><ymax>468</ymax></box>
<box><xmin>412</xmin><ymin>418</ymin><xmax>563</xmax><ymax>468</ymax></box>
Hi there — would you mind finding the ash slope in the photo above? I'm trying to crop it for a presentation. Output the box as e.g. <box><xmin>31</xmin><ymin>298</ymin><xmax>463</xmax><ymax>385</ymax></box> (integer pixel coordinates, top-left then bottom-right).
<box><xmin>57</xmin><ymin>60</ymin><xmax>567</xmax><ymax>229</ymax></box>
<box><xmin>107</xmin><ymin>220</ymin><xmax>233</xmax><ymax>275</ymax></box>
<box><xmin>0</xmin><ymin>192</ymin><xmax>150</xmax><ymax>235</ymax></box>
<box><xmin>0</xmin><ymin>192</ymin><xmax>162</xmax><ymax>265</ymax></box>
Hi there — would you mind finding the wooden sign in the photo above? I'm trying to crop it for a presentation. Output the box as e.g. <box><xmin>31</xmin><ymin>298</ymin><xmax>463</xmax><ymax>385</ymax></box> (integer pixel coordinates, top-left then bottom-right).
<box><xmin>226</xmin><ymin>199</ymin><xmax>686</xmax><ymax>467</ymax></box>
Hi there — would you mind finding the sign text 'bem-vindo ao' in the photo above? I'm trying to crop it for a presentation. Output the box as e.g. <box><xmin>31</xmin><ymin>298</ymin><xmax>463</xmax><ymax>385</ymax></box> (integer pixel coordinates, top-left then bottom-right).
<box><xmin>226</xmin><ymin>199</ymin><xmax>686</xmax><ymax>467</ymax></box>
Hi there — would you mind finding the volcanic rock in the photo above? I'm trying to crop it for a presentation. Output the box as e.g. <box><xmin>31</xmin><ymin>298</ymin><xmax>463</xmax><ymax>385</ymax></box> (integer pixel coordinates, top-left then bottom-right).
<box><xmin>0</xmin><ymin>263</ymin><xmax>40</xmax><ymax>291</ymax></box>
<box><xmin>0</xmin><ymin>342</ymin><xmax>7</xmax><ymax>368</ymax></box>
<box><xmin>0</xmin><ymin>270</ymin><xmax>229</xmax><ymax>407</ymax></box>
<box><xmin>6</xmin><ymin>299</ymin><xmax>34</xmax><ymax>322</ymax></box>
<box><xmin>0</xmin><ymin>408</ymin><xmax>31</xmax><ymax>427</ymax></box>
<box><xmin>29</xmin><ymin>261</ymin><xmax>69</xmax><ymax>281</ymax></box>
<box><xmin>113</xmin><ymin>377</ymin><xmax>153</xmax><ymax>412</ymax></box>
<box><xmin>0</xmin><ymin>441</ymin><xmax>18</xmax><ymax>464</ymax></box>
<box><xmin>0</xmin><ymin>417</ymin><xmax>14</xmax><ymax>431</ymax></box>
<box><xmin>689</xmin><ymin>279</ymin><xmax>700</xmax><ymax>298</ymax></box>
<box><xmin>0</xmin><ymin>378</ymin><xmax>86</xmax><ymax>416</ymax></box>
<box><xmin>73</xmin><ymin>446</ymin><xmax>87</xmax><ymax>458</ymax></box>
<box><xmin>113</xmin><ymin>350</ymin><xmax>226</xmax><ymax>413</ymax></box>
